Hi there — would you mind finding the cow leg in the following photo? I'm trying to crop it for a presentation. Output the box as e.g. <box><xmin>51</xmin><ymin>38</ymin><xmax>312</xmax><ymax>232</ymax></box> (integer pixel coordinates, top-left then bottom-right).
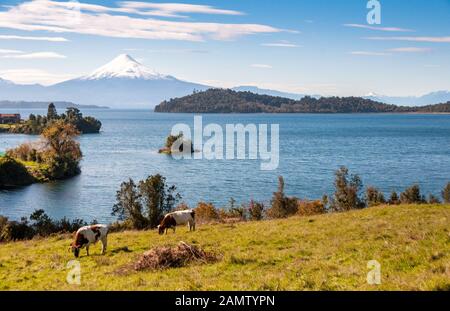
<box><xmin>173</xmin><ymin>226</ymin><xmax>176</xmax><ymax>234</ymax></box>
<box><xmin>101</xmin><ymin>238</ymin><xmax>107</xmax><ymax>255</ymax></box>
<box><xmin>86</xmin><ymin>245</ymin><xmax>90</xmax><ymax>256</ymax></box>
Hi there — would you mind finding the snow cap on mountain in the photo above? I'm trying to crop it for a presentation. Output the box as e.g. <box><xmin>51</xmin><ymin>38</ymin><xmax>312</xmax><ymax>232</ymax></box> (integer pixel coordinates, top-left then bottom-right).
<box><xmin>81</xmin><ymin>54</ymin><xmax>172</xmax><ymax>80</ymax></box>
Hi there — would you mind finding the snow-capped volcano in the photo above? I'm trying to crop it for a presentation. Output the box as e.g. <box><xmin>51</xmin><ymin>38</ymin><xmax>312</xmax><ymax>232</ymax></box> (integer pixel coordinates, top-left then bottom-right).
<box><xmin>81</xmin><ymin>54</ymin><xmax>172</xmax><ymax>81</ymax></box>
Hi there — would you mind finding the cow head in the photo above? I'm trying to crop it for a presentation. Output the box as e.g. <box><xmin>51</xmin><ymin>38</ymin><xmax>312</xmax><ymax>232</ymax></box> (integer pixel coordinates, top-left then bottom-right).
<box><xmin>157</xmin><ymin>224</ymin><xmax>165</xmax><ymax>235</ymax></box>
<box><xmin>69</xmin><ymin>243</ymin><xmax>81</xmax><ymax>258</ymax></box>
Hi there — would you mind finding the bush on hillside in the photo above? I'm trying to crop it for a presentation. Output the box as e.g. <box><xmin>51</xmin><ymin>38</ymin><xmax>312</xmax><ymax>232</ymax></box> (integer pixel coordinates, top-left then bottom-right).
<box><xmin>330</xmin><ymin>166</ymin><xmax>365</xmax><ymax>212</ymax></box>
<box><xmin>248</xmin><ymin>200</ymin><xmax>265</xmax><ymax>221</ymax></box>
<box><xmin>365</xmin><ymin>186</ymin><xmax>386</xmax><ymax>207</ymax></box>
<box><xmin>195</xmin><ymin>202</ymin><xmax>220</xmax><ymax>223</ymax></box>
<box><xmin>297</xmin><ymin>200</ymin><xmax>327</xmax><ymax>216</ymax></box>
<box><xmin>442</xmin><ymin>182</ymin><xmax>450</xmax><ymax>203</ymax></box>
<box><xmin>400</xmin><ymin>185</ymin><xmax>425</xmax><ymax>204</ymax></box>
<box><xmin>267</xmin><ymin>176</ymin><xmax>298</xmax><ymax>219</ymax></box>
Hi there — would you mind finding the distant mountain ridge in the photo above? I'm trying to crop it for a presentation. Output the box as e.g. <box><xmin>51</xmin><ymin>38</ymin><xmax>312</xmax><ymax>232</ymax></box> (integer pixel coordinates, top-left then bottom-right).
<box><xmin>231</xmin><ymin>86</ymin><xmax>319</xmax><ymax>100</ymax></box>
<box><xmin>0</xmin><ymin>101</ymin><xmax>107</xmax><ymax>109</ymax></box>
<box><xmin>155</xmin><ymin>89</ymin><xmax>450</xmax><ymax>113</ymax></box>
<box><xmin>365</xmin><ymin>91</ymin><xmax>450</xmax><ymax>106</ymax></box>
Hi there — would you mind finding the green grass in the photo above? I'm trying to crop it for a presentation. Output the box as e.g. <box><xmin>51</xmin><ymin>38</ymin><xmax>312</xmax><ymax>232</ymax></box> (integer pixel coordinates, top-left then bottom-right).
<box><xmin>0</xmin><ymin>204</ymin><xmax>449</xmax><ymax>290</ymax></box>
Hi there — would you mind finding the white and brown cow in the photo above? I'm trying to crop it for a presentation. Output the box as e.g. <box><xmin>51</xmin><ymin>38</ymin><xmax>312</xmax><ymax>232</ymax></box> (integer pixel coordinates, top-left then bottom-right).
<box><xmin>158</xmin><ymin>210</ymin><xmax>196</xmax><ymax>235</ymax></box>
<box><xmin>69</xmin><ymin>224</ymin><xmax>108</xmax><ymax>258</ymax></box>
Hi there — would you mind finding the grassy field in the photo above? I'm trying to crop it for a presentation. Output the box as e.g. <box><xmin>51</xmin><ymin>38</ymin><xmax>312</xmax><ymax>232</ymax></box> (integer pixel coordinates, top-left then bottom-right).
<box><xmin>0</xmin><ymin>204</ymin><xmax>449</xmax><ymax>291</ymax></box>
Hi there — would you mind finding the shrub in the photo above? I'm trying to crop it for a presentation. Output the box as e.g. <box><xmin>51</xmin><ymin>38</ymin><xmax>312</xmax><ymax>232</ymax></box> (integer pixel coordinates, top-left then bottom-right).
<box><xmin>195</xmin><ymin>202</ymin><xmax>220</xmax><ymax>223</ymax></box>
<box><xmin>297</xmin><ymin>200</ymin><xmax>326</xmax><ymax>216</ymax></box>
<box><xmin>248</xmin><ymin>200</ymin><xmax>265</xmax><ymax>221</ymax></box>
<box><xmin>330</xmin><ymin>166</ymin><xmax>365</xmax><ymax>212</ymax></box>
<box><xmin>0</xmin><ymin>156</ymin><xmax>35</xmax><ymax>188</ymax></box>
<box><xmin>0</xmin><ymin>210</ymin><xmax>87</xmax><ymax>242</ymax></box>
<box><xmin>427</xmin><ymin>194</ymin><xmax>441</xmax><ymax>204</ymax></box>
<box><xmin>267</xmin><ymin>176</ymin><xmax>298</xmax><ymax>219</ymax></box>
<box><xmin>365</xmin><ymin>186</ymin><xmax>386</xmax><ymax>207</ymax></box>
<box><xmin>400</xmin><ymin>185</ymin><xmax>425</xmax><ymax>204</ymax></box>
<box><xmin>442</xmin><ymin>182</ymin><xmax>450</xmax><ymax>203</ymax></box>
<box><xmin>388</xmin><ymin>191</ymin><xmax>400</xmax><ymax>205</ymax></box>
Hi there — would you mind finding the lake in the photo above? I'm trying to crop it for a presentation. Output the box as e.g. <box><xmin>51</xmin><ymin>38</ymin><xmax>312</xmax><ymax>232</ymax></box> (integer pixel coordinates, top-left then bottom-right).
<box><xmin>1</xmin><ymin>109</ymin><xmax>449</xmax><ymax>222</ymax></box>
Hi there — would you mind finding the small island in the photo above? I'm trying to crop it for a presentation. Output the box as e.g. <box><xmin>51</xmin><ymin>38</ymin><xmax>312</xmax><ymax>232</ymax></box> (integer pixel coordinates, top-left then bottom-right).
<box><xmin>0</xmin><ymin>120</ymin><xmax>83</xmax><ymax>188</ymax></box>
<box><xmin>158</xmin><ymin>133</ymin><xmax>194</xmax><ymax>155</ymax></box>
<box><xmin>0</xmin><ymin>103</ymin><xmax>102</xmax><ymax>135</ymax></box>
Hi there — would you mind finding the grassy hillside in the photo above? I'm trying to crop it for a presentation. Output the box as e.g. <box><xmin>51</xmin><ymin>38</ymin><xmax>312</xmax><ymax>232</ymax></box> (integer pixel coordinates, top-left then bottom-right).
<box><xmin>0</xmin><ymin>204</ymin><xmax>449</xmax><ymax>291</ymax></box>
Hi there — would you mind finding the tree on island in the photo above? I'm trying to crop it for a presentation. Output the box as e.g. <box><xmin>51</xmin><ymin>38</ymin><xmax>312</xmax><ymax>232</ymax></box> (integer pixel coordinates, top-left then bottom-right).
<box><xmin>9</xmin><ymin>104</ymin><xmax>101</xmax><ymax>135</ymax></box>
<box><xmin>6</xmin><ymin>120</ymin><xmax>82</xmax><ymax>181</ymax></box>
<box><xmin>159</xmin><ymin>132</ymin><xmax>194</xmax><ymax>154</ymax></box>
<box><xmin>47</xmin><ymin>103</ymin><xmax>58</xmax><ymax>120</ymax></box>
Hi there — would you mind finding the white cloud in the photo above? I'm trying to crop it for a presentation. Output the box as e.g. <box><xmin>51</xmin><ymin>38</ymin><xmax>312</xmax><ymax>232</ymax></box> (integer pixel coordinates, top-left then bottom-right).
<box><xmin>350</xmin><ymin>51</ymin><xmax>390</xmax><ymax>56</ymax></box>
<box><xmin>118</xmin><ymin>1</ymin><xmax>244</xmax><ymax>18</ymax></box>
<box><xmin>262</xmin><ymin>41</ymin><xmax>300</xmax><ymax>48</ymax></box>
<box><xmin>0</xmin><ymin>68</ymin><xmax>75</xmax><ymax>85</ymax></box>
<box><xmin>251</xmin><ymin>64</ymin><xmax>273</xmax><ymax>69</ymax></box>
<box><xmin>365</xmin><ymin>36</ymin><xmax>450</xmax><ymax>43</ymax></box>
<box><xmin>0</xmin><ymin>35</ymin><xmax>68</xmax><ymax>42</ymax></box>
<box><xmin>0</xmin><ymin>49</ymin><xmax>24</xmax><ymax>54</ymax></box>
<box><xmin>2</xmin><ymin>52</ymin><xmax>66</xmax><ymax>59</ymax></box>
<box><xmin>0</xmin><ymin>0</ymin><xmax>283</xmax><ymax>42</ymax></box>
<box><xmin>0</xmin><ymin>35</ymin><xmax>69</xmax><ymax>42</ymax></box>
<box><xmin>344</xmin><ymin>24</ymin><xmax>413</xmax><ymax>32</ymax></box>
<box><xmin>387</xmin><ymin>47</ymin><xmax>432</xmax><ymax>53</ymax></box>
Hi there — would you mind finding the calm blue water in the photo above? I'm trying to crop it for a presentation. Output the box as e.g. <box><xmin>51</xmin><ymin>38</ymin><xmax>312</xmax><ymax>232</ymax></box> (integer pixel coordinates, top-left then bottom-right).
<box><xmin>1</xmin><ymin>109</ymin><xmax>449</xmax><ymax>222</ymax></box>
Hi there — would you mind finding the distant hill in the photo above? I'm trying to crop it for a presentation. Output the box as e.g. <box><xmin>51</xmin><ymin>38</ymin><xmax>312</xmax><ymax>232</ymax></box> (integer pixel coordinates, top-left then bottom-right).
<box><xmin>155</xmin><ymin>89</ymin><xmax>450</xmax><ymax>113</ymax></box>
<box><xmin>365</xmin><ymin>90</ymin><xmax>450</xmax><ymax>106</ymax></box>
<box><xmin>231</xmin><ymin>86</ymin><xmax>319</xmax><ymax>100</ymax></box>
<box><xmin>0</xmin><ymin>101</ymin><xmax>108</xmax><ymax>109</ymax></box>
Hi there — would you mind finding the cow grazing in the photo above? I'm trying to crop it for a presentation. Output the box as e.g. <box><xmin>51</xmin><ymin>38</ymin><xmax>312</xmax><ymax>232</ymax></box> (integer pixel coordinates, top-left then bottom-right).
<box><xmin>158</xmin><ymin>210</ymin><xmax>196</xmax><ymax>235</ymax></box>
<box><xmin>69</xmin><ymin>224</ymin><xmax>108</xmax><ymax>258</ymax></box>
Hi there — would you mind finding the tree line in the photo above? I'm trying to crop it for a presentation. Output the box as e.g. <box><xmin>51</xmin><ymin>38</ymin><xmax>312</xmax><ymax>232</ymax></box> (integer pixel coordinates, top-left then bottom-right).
<box><xmin>1</xmin><ymin>168</ymin><xmax>449</xmax><ymax>242</ymax></box>
<box><xmin>8</xmin><ymin>103</ymin><xmax>101</xmax><ymax>135</ymax></box>
<box><xmin>155</xmin><ymin>89</ymin><xmax>450</xmax><ymax>113</ymax></box>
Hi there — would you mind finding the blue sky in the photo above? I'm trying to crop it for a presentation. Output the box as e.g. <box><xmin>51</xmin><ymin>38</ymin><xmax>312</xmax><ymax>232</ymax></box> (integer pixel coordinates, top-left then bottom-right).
<box><xmin>0</xmin><ymin>0</ymin><xmax>449</xmax><ymax>96</ymax></box>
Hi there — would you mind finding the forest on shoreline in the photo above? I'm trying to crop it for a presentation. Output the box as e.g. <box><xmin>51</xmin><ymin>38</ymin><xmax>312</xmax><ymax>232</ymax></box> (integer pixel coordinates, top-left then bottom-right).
<box><xmin>155</xmin><ymin>89</ymin><xmax>450</xmax><ymax>113</ymax></box>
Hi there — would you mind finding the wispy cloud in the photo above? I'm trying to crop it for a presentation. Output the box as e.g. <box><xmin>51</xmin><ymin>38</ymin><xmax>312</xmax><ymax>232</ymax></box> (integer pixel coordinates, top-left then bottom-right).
<box><xmin>344</xmin><ymin>24</ymin><xmax>413</xmax><ymax>32</ymax></box>
<box><xmin>0</xmin><ymin>0</ymin><xmax>284</xmax><ymax>42</ymax></box>
<box><xmin>251</xmin><ymin>64</ymin><xmax>272</xmax><ymax>69</ymax></box>
<box><xmin>0</xmin><ymin>35</ymin><xmax>68</xmax><ymax>42</ymax></box>
<box><xmin>118</xmin><ymin>1</ymin><xmax>244</xmax><ymax>18</ymax></box>
<box><xmin>261</xmin><ymin>40</ymin><xmax>300</xmax><ymax>48</ymax></box>
<box><xmin>365</xmin><ymin>36</ymin><xmax>450</xmax><ymax>43</ymax></box>
<box><xmin>350</xmin><ymin>46</ymin><xmax>432</xmax><ymax>56</ymax></box>
<box><xmin>0</xmin><ymin>69</ymin><xmax>75</xmax><ymax>85</ymax></box>
<box><xmin>350</xmin><ymin>51</ymin><xmax>390</xmax><ymax>56</ymax></box>
<box><xmin>387</xmin><ymin>47</ymin><xmax>432</xmax><ymax>53</ymax></box>
<box><xmin>2</xmin><ymin>52</ymin><xmax>67</xmax><ymax>59</ymax></box>
<box><xmin>0</xmin><ymin>49</ymin><xmax>24</xmax><ymax>54</ymax></box>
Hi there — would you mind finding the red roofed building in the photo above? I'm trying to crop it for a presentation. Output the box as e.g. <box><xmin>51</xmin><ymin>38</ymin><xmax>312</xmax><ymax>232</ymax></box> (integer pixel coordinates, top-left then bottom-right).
<box><xmin>0</xmin><ymin>114</ymin><xmax>21</xmax><ymax>124</ymax></box>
